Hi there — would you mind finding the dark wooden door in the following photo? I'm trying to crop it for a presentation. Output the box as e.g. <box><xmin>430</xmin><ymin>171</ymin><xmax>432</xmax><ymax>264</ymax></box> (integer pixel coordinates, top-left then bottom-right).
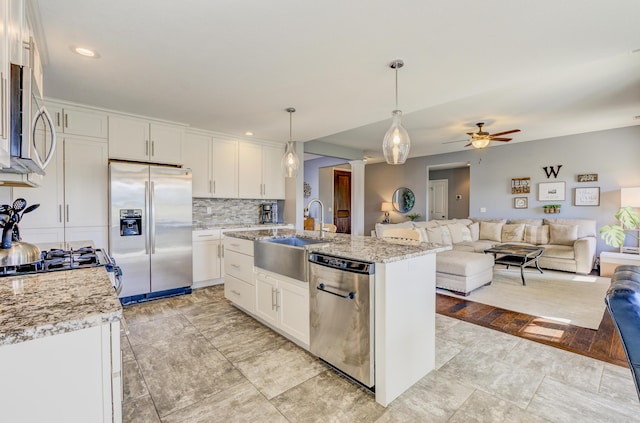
<box><xmin>333</xmin><ymin>170</ymin><xmax>351</xmax><ymax>234</ymax></box>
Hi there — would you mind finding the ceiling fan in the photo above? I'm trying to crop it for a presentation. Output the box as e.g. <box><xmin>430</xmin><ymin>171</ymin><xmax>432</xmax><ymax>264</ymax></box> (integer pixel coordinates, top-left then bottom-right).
<box><xmin>465</xmin><ymin>122</ymin><xmax>520</xmax><ymax>149</ymax></box>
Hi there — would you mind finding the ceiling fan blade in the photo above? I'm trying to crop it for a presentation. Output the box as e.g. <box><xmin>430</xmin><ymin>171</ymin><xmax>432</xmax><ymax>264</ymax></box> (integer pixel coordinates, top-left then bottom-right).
<box><xmin>442</xmin><ymin>139</ymin><xmax>468</xmax><ymax>145</ymax></box>
<box><xmin>489</xmin><ymin>129</ymin><xmax>521</xmax><ymax>137</ymax></box>
<box><xmin>490</xmin><ymin>138</ymin><xmax>512</xmax><ymax>142</ymax></box>
<box><xmin>464</xmin><ymin>142</ymin><xmax>472</xmax><ymax>147</ymax></box>
<box><xmin>466</xmin><ymin>132</ymin><xmax>475</xmax><ymax>136</ymax></box>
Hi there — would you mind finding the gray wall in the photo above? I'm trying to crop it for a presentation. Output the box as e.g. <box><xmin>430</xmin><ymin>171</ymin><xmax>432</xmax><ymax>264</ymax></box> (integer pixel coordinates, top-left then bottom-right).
<box><xmin>365</xmin><ymin>125</ymin><xmax>640</xmax><ymax>255</ymax></box>
<box><xmin>303</xmin><ymin>156</ymin><xmax>349</xmax><ymax>219</ymax></box>
<box><xmin>429</xmin><ymin>167</ymin><xmax>470</xmax><ymax>219</ymax></box>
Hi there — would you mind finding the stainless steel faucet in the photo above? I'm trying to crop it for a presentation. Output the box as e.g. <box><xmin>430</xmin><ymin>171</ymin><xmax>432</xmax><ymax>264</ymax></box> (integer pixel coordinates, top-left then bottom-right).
<box><xmin>306</xmin><ymin>198</ymin><xmax>325</xmax><ymax>238</ymax></box>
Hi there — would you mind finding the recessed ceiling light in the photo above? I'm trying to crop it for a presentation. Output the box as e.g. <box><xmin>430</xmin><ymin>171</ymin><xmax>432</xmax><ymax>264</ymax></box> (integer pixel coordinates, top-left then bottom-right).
<box><xmin>244</xmin><ymin>131</ymin><xmax>254</xmax><ymax>136</ymax></box>
<box><xmin>72</xmin><ymin>46</ymin><xmax>99</xmax><ymax>58</ymax></box>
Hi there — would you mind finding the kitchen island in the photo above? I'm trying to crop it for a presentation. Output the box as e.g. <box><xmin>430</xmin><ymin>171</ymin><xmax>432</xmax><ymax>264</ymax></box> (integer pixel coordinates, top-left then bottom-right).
<box><xmin>224</xmin><ymin>228</ymin><xmax>448</xmax><ymax>407</ymax></box>
<box><xmin>0</xmin><ymin>265</ymin><xmax>123</xmax><ymax>422</ymax></box>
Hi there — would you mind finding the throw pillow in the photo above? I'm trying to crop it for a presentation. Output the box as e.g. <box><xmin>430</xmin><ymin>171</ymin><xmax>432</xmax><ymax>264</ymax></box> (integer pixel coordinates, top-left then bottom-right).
<box><xmin>524</xmin><ymin>225</ymin><xmax>549</xmax><ymax>245</ymax></box>
<box><xmin>509</xmin><ymin>218</ymin><xmax>543</xmax><ymax>226</ymax></box>
<box><xmin>549</xmin><ymin>224</ymin><xmax>579</xmax><ymax>246</ymax></box>
<box><xmin>479</xmin><ymin>221</ymin><xmax>503</xmax><ymax>242</ymax></box>
<box><xmin>501</xmin><ymin>224</ymin><xmax>525</xmax><ymax>242</ymax></box>
<box><xmin>426</xmin><ymin>226</ymin><xmax>444</xmax><ymax>244</ymax></box>
<box><xmin>468</xmin><ymin>222</ymin><xmax>480</xmax><ymax>241</ymax></box>
<box><xmin>446</xmin><ymin>223</ymin><xmax>466</xmax><ymax>244</ymax></box>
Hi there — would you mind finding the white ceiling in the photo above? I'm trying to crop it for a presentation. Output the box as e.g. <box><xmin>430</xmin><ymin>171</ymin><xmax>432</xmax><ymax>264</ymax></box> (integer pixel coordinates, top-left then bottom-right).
<box><xmin>34</xmin><ymin>0</ymin><xmax>640</xmax><ymax>162</ymax></box>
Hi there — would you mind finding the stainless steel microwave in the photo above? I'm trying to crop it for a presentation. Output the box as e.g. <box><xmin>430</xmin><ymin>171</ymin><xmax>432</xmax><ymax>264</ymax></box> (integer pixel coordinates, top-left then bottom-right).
<box><xmin>6</xmin><ymin>60</ymin><xmax>56</xmax><ymax>178</ymax></box>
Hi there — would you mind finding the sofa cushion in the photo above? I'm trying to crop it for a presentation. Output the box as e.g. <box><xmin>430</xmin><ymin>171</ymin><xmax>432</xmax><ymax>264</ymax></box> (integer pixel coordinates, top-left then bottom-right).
<box><xmin>480</xmin><ymin>221</ymin><xmax>503</xmax><ymax>242</ymax></box>
<box><xmin>544</xmin><ymin>218</ymin><xmax>596</xmax><ymax>238</ymax></box>
<box><xmin>437</xmin><ymin>250</ymin><xmax>495</xmax><ymax>276</ymax></box>
<box><xmin>446</xmin><ymin>222</ymin><xmax>472</xmax><ymax>243</ymax></box>
<box><xmin>375</xmin><ymin>222</ymin><xmax>414</xmax><ymax>238</ymax></box>
<box><xmin>453</xmin><ymin>240</ymin><xmax>496</xmax><ymax>253</ymax></box>
<box><xmin>427</xmin><ymin>225</ymin><xmax>452</xmax><ymax>245</ymax></box>
<box><xmin>549</xmin><ymin>224</ymin><xmax>579</xmax><ymax>246</ymax></box>
<box><xmin>509</xmin><ymin>218</ymin><xmax>543</xmax><ymax>226</ymax></box>
<box><xmin>468</xmin><ymin>222</ymin><xmax>479</xmax><ymax>241</ymax></box>
<box><xmin>502</xmin><ymin>224</ymin><xmax>525</xmax><ymax>242</ymax></box>
<box><xmin>524</xmin><ymin>224</ymin><xmax>550</xmax><ymax>245</ymax></box>
<box><xmin>471</xmin><ymin>217</ymin><xmax>508</xmax><ymax>224</ymax></box>
<box><xmin>540</xmin><ymin>244</ymin><xmax>575</xmax><ymax>259</ymax></box>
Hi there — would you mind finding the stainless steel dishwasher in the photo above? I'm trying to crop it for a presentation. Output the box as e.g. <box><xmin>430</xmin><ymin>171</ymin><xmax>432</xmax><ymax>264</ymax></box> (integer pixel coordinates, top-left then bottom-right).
<box><xmin>308</xmin><ymin>252</ymin><xmax>375</xmax><ymax>388</ymax></box>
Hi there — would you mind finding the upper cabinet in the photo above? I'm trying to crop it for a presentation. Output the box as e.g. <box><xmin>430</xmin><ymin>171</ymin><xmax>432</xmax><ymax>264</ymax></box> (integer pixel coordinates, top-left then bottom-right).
<box><xmin>182</xmin><ymin>132</ymin><xmax>237</xmax><ymax>198</ymax></box>
<box><xmin>8</xmin><ymin>0</ymin><xmax>29</xmax><ymax>66</ymax></box>
<box><xmin>238</xmin><ymin>142</ymin><xmax>285</xmax><ymax>200</ymax></box>
<box><xmin>47</xmin><ymin>102</ymin><xmax>108</xmax><ymax>139</ymax></box>
<box><xmin>109</xmin><ymin>115</ymin><xmax>183</xmax><ymax>165</ymax></box>
<box><xmin>0</xmin><ymin>0</ymin><xmax>11</xmax><ymax>168</ymax></box>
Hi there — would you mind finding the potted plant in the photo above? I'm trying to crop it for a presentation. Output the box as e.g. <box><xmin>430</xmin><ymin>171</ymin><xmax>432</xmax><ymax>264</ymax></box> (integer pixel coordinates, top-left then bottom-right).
<box><xmin>600</xmin><ymin>206</ymin><xmax>640</xmax><ymax>249</ymax></box>
<box><xmin>406</xmin><ymin>213</ymin><xmax>421</xmax><ymax>221</ymax></box>
<box><xmin>543</xmin><ymin>204</ymin><xmax>561</xmax><ymax>213</ymax></box>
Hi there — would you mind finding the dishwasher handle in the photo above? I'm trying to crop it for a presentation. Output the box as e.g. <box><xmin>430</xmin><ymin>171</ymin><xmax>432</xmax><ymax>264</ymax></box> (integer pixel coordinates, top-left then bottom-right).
<box><xmin>317</xmin><ymin>283</ymin><xmax>355</xmax><ymax>300</ymax></box>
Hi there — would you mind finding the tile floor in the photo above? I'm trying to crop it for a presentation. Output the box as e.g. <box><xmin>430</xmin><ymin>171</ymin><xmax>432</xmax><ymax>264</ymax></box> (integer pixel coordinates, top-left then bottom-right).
<box><xmin>121</xmin><ymin>285</ymin><xmax>640</xmax><ymax>422</ymax></box>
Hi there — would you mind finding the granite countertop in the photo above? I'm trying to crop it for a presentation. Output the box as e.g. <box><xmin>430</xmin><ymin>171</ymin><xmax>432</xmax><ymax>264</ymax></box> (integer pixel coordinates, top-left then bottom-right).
<box><xmin>225</xmin><ymin>229</ymin><xmax>450</xmax><ymax>263</ymax></box>
<box><xmin>0</xmin><ymin>267</ymin><xmax>122</xmax><ymax>346</ymax></box>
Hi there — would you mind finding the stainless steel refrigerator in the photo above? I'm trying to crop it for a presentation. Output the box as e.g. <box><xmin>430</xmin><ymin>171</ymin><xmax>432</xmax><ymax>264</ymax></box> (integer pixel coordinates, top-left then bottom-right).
<box><xmin>109</xmin><ymin>162</ymin><xmax>192</xmax><ymax>300</ymax></box>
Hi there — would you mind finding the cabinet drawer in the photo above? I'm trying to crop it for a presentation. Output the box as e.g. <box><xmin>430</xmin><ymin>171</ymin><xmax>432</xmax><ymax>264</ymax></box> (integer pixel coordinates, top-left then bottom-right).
<box><xmin>192</xmin><ymin>230</ymin><xmax>221</xmax><ymax>241</ymax></box>
<box><xmin>224</xmin><ymin>237</ymin><xmax>254</xmax><ymax>256</ymax></box>
<box><xmin>224</xmin><ymin>250</ymin><xmax>254</xmax><ymax>284</ymax></box>
<box><xmin>224</xmin><ymin>274</ymin><xmax>255</xmax><ymax>313</ymax></box>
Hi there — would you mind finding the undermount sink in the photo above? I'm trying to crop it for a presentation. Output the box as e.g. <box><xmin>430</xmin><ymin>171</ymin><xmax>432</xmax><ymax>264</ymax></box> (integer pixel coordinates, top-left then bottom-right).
<box><xmin>254</xmin><ymin>236</ymin><xmax>330</xmax><ymax>282</ymax></box>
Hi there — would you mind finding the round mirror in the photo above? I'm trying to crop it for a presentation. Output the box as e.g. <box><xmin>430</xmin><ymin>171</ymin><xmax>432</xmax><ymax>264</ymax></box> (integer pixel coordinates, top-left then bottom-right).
<box><xmin>392</xmin><ymin>187</ymin><xmax>415</xmax><ymax>213</ymax></box>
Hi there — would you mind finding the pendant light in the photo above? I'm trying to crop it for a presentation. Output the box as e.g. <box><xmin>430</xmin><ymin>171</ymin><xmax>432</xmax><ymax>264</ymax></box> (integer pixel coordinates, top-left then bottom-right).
<box><xmin>382</xmin><ymin>59</ymin><xmax>411</xmax><ymax>165</ymax></box>
<box><xmin>281</xmin><ymin>107</ymin><xmax>300</xmax><ymax>178</ymax></box>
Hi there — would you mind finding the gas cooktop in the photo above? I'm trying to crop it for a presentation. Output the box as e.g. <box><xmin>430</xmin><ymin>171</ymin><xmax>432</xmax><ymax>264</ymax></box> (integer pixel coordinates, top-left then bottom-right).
<box><xmin>0</xmin><ymin>246</ymin><xmax>112</xmax><ymax>277</ymax></box>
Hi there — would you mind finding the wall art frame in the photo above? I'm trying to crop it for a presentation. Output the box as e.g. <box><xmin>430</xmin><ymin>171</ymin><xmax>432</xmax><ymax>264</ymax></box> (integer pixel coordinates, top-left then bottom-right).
<box><xmin>574</xmin><ymin>187</ymin><xmax>600</xmax><ymax>206</ymax></box>
<box><xmin>514</xmin><ymin>197</ymin><xmax>528</xmax><ymax>209</ymax></box>
<box><xmin>538</xmin><ymin>181</ymin><xmax>566</xmax><ymax>201</ymax></box>
<box><xmin>511</xmin><ymin>177</ymin><xmax>531</xmax><ymax>194</ymax></box>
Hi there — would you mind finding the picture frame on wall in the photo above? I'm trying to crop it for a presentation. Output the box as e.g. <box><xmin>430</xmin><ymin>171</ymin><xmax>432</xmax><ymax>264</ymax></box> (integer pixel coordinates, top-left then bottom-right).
<box><xmin>511</xmin><ymin>177</ymin><xmax>531</xmax><ymax>194</ymax></box>
<box><xmin>574</xmin><ymin>187</ymin><xmax>600</xmax><ymax>206</ymax></box>
<box><xmin>514</xmin><ymin>197</ymin><xmax>528</xmax><ymax>209</ymax></box>
<box><xmin>538</xmin><ymin>182</ymin><xmax>566</xmax><ymax>201</ymax></box>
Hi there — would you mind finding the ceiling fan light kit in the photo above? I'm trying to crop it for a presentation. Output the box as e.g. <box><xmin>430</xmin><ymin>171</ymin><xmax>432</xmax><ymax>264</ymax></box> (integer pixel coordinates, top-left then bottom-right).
<box><xmin>281</xmin><ymin>107</ymin><xmax>300</xmax><ymax>178</ymax></box>
<box><xmin>465</xmin><ymin>122</ymin><xmax>520</xmax><ymax>149</ymax></box>
<box><xmin>383</xmin><ymin>59</ymin><xmax>411</xmax><ymax>165</ymax></box>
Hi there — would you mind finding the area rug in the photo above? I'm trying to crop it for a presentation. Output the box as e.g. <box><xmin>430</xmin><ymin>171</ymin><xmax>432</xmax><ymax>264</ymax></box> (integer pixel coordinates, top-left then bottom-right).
<box><xmin>436</xmin><ymin>267</ymin><xmax>611</xmax><ymax>330</ymax></box>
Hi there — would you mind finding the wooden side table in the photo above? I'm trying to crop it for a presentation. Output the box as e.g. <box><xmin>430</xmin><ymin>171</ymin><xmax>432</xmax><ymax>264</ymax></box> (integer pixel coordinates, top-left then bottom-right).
<box><xmin>600</xmin><ymin>252</ymin><xmax>640</xmax><ymax>277</ymax></box>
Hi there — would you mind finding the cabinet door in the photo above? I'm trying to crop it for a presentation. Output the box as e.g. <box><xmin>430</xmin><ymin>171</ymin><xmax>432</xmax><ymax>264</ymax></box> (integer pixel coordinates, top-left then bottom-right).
<box><xmin>7</xmin><ymin>0</ymin><xmax>27</xmax><ymax>66</ymax></box>
<box><xmin>108</xmin><ymin>115</ymin><xmax>149</xmax><ymax>161</ymax></box>
<box><xmin>64</xmin><ymin>137</ymin><xmax>108</xmax><ymax>227</ymax></box>
<box><xmin>183</xmin><ymin>133</ymin><xmax>212</xmax><ymax>197</ymax></box>
<box><xmin>211</xmin><ymin>138</ymin><xmax>238</xmax><ymax>198</ymax></box>
<box><xmin>193</xmin><ymin>238</ymin><xmax>221</xmax><ymax>281</ymax></box>
<box><xmin>255</xmin><ymin>273</ymin><xmax>278</xmax><ymax>326</ymax></box>
<box><xmin>150</xmin><ymin>123</ymin><xmax>183</xmax><ymax>165</ymax></box>
<box><xmin>65</xmin><ymin>226</ymin><xmax>108</xmax><ymax>249</ymax></box>
<box><xmin>13</xmin><ymin>131</ymin><xmax>64</xmax><ymax>230</ymax></box>
<box><xmin>262</xmin><ymin>144</ymin><xmax>285</xmax><ymax>199</ymax></box>
<box><xmin>60</xmin><ymin>107</ymin><xmax>108</xmax><ymax>138</ymax></box>
<box><xmin>278</xmin><ymin>278</ymin><xmax>310</xmax><ymax>344</ymax></box>
<box><xmin>238</xmin><ymin>142</ymin><xmax>262</xmax><ymax>199</ymax></box>
<box><xmin>0</xmin><ymin>0</ymin><xmax>10</xmax><ymax>168</ymax></box>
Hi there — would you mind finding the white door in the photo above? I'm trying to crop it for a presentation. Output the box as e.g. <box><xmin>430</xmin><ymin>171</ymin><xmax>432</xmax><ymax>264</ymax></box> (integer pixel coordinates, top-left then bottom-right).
<box><xmin>429</xmin><ymin>179</ymin><xmax>448</xmax><ymax>220</ymax></box>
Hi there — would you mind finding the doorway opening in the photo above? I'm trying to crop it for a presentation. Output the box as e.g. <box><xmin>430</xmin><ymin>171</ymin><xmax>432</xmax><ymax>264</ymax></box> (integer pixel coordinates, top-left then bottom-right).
<box><xmin>427</xmin><ymin>162</ymin><xmax>470</xmax><ymax>221</ymax></box>
<box><xmin>304</xmin><ymin>155</ymin><xmax>352</xmax><ymax>233</ymax></box>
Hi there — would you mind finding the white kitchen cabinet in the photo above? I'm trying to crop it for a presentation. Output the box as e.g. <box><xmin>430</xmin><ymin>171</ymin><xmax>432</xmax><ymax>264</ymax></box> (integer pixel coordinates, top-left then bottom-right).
<box><xmin>14</xmin><ymin>135</ymin><xmax>108</xmax><ymax>246</ymax></box>
<box><xmin>192</xmin><ymin>230</ymin><xmax>222</xmax><ymax>284</ymax></box>
<box><xmin>183</xmin><ymin>133</ymin><xmax>237</xmax><ymax>198</ymax></box>
<box><xmin>7</xmin><ymin>0</ymin><xmax>28</xmax><ymax>66</ymax></box>
<box><xmin>238</xmin><ymin>142</ymin><xmax>285</xmax><ymax>200</ymax></box>
<box><xmin>109</xmin><ymin>115</ymin><xmax>183</xmax><ymax>165</ymax></box>
<box><xmin>0</xmin><ymin>0</ymin><xmax>11</xmax><ymax>168</ymax></box>
<box><xmin>255</xmin><ymin>269</ymin><xmax>309</xmax><ymax>345</ymax></box>
<box><xmin>223</xmin><ymin>237</ymin><xmax>255</xmax><ymax>313</ymax></box>
<box><xmin>0</xmin><ymin>321</ymin><xmax>122</xmax><ymax>422</ymax></box>
<box><xmin>47</xmin><ymin>102</ymin><xmax>108</xmax><ymax>139</ymax></box>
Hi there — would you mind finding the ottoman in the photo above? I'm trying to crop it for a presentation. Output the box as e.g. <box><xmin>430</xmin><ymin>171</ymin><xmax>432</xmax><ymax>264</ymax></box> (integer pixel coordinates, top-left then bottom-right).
<box><xmin>436</xmin><ymin>250</ymin><xmax>494</xmax><ymax>295</ymax></box>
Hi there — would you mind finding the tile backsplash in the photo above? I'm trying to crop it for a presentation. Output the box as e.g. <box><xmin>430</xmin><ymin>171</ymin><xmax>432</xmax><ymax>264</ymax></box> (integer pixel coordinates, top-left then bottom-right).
<box><xmin>193</xmin><ymin>198</ymin><xmax>283</xmax><ymax>226</ymax></box>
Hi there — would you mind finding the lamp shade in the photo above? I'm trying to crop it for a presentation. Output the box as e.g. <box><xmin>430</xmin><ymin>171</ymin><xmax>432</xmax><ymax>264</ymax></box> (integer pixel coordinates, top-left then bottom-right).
<box><xmin>621</xmin><ymin>187</ymin><xmax>640</xmax><ymax>207</ymax></box>
<box><xmin>281</xmin><ymin>141</ymin><xmax>300</xmax><ymax>178</ymax></box>
<box><xmin>383</xmin><ymin>110</ymin><xmax>411</xmax><ymax>164</ymax></box>
<box><xmin>381</xmin><ymin>202</ymin><xmax>394</xmax><ymax>212</ymax></box>
<box><xmin>471</xmin><ymin>137</ymin><xmax>491</xmax><ymax>149</ymax></box>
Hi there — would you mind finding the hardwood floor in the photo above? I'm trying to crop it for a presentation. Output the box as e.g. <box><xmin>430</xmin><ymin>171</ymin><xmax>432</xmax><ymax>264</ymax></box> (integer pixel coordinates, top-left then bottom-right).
<box><xmin>436</xmin><ymin>293</ymin><xmax>629</xmax><ymax>368</ymax></box>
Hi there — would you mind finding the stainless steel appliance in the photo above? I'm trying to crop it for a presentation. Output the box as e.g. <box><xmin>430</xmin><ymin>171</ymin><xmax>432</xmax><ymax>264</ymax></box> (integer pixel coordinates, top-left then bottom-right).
<box><xmin>109</xmin><ymin>162</ymin><xmax>192</xmax><ymax>303</ymax></box>
<box><xmin>308</xmin><ymin>252</ymin><xmax>375</xmax><ymax>388</ymax></box>
<box><xmin>0</xmin><ymin>245</ymin><xmax>123</xmax><ymax>295</ymax></box>
<box><xmin>5</xmin><ymin>57</ymin><xmax>56</xmax><ymax>181</ymax></box>
<box><xmin>260</xmin><ymin>202</ymin><xmax>278</xmax><ymax>224</ymax></box>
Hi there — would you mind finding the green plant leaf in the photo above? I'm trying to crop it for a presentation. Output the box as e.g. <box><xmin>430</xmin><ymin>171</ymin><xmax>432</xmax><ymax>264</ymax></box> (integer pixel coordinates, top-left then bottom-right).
<box><xmin>615</xmin><ymin>207</ymin><xmax>640</xmax><ymax>230</ymax></box>
<box><xmin>599</xmin><ymin>224</ymin><xmax>627</xmax><ymax>247</ymax></box>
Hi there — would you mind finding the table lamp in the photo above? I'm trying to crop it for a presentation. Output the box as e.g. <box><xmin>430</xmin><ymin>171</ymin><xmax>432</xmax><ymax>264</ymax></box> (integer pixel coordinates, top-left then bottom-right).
<box><xmin>381</xmin><ymin>202</ymin><xmax>394</xmax><ymax>224</ymax></box>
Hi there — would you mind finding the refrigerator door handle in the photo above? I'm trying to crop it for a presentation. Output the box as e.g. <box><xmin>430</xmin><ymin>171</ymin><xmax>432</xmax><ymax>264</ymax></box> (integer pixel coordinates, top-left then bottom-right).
<box><xmin>150</xmin><ymin>181</ymin><xmax>156</xmax><ymax>254</ymax></box>
<box><xmin>144</xmin><ymin>181</ymin><xmax>150</xmax><ymax>255</ymax></box>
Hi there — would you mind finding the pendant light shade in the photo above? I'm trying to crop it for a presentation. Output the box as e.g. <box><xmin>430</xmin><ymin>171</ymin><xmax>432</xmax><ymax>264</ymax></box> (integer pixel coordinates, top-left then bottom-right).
<box><xmin>281</xmin><ymin>107</ymin><xmax>300</xmax><ymax>178</ymax></box>
<box><xmin>383</xmin><ymin>60</ymin><xmax>411</xmax><ymax>165</ymax></box>
<box><xmin>471</xmin><ymin>137</ymin><xmax>491</xmax><ymax>149</ymax></box>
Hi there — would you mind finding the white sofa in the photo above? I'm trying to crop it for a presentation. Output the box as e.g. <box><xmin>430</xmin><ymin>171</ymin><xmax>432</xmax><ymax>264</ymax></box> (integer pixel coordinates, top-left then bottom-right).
<box><xmin>373</xmin><ymin>217</ymin><xmax>598</xmax><ymax>294</ymax></box>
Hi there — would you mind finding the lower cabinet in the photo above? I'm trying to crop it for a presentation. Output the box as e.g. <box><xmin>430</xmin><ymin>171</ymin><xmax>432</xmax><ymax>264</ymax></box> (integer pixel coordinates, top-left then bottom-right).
<box><xmin>223</xmin><ymin>237</ymin><xmax>256</xmax><ymax>313</ymax></box>
<box><xmin>255</xmin><ymin>269</ymin><xmax>309</xmax><ymax>346</ymax></box>
<box><xmin>192</xmin><ymin>230</ymin><xmax>222</xmax><ymax>284</ymax></box>
<box><xmin>0</xmin><ymin>321</ymin><xmax>122</xmax><ymax>422</ymax></box>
